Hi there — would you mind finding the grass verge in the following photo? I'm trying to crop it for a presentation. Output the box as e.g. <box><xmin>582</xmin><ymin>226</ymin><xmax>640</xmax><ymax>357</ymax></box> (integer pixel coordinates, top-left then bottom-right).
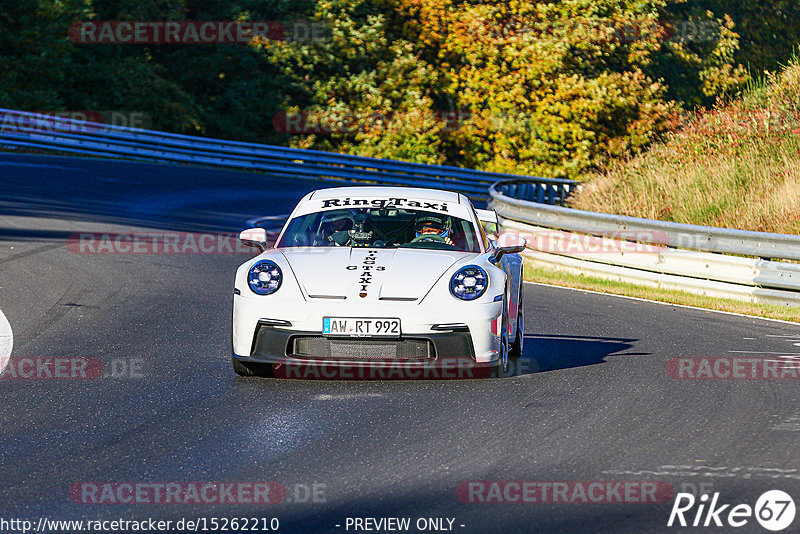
<box><xmin>524</xmin><ymin>262</ymin><xmax>800</xmax><ymax>324</ymax></box>
<box><xmin>572</xmin><ymin>56</ymin><xmax>800</xmax><ymax>234</ymax></box>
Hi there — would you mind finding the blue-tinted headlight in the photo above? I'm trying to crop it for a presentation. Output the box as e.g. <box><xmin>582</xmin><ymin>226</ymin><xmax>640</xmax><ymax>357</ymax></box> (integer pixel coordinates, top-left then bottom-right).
<box><xmin>248</xmin><ymin>260</ymin><xmax>282</xmax><ymax>295</ymax></box>
<box><xmin>450</xmin><ymin>265</ymin><xmax>488</xmax><ymax>301</ymax></box>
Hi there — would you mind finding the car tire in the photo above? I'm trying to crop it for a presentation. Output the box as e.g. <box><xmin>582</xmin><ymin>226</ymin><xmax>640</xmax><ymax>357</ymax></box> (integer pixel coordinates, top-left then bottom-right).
<box><xmin>509</xmin><ymin>286</ymin><xmax>524</xmax><ymax>359</ymax></box>
<box><xmin>491</xmin><ymin>316</ymin><xmax>510</xmax><ymax>378</ymax></box>
<box><xmin>231</xmin><ymin>352</ymin><xmax>274</xmax><ymax>378</ymax></box>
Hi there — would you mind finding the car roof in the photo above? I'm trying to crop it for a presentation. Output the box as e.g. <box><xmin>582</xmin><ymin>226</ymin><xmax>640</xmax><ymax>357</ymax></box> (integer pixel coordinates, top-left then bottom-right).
<box><xmin>307</xmin><ymin>186</ymin><xmax>464</xmax><ymax>204</ymax></box>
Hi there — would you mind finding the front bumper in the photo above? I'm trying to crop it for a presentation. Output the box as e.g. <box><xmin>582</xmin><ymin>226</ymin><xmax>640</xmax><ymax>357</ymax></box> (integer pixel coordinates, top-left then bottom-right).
<box><xmin>237</xmin><ymin>323</ymin><xmax>480</xmax><ymax>365</ymax></box>
<box><xmin>232</xmin><ymin>294</ymin><xmax>503</xmax><ymax>365</ymax></box>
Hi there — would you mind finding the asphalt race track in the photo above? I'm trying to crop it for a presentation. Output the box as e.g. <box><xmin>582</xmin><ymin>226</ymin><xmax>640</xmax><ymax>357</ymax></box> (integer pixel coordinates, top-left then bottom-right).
<box><xmin>1</xmin><ymin>153</ymin><xmax>800</xmax><ymax>533</ymax></box>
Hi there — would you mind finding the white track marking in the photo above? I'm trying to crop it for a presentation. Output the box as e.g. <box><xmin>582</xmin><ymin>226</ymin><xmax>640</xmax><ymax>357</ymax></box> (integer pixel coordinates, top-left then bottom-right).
<box><xmin>313</xmin><ymin>393</ymin><xmax>385</xmax><ymax>401</ymax></box>
<box><xmin>603</xmin><ymin>465</ymin><xmax>800</xmax><ymax>479</ymax></box>
<box><xmin>525</xmin><ymin>281</ymin><xmax>800</xmax><ymax>326</ymax></box>
<box><xmin>727</xmin><ymin>351</ymin><xmax>800</xmax><ymax>355</ymax></box>
<box><xmin>773</xmin><ymin>412</ymin><xmax>800</xmax><ymax>431</ymax></box>
<box><xmin>0</xmin><ymin>308</ymin><xmax>12</xmax><ymax>372</ymax></box>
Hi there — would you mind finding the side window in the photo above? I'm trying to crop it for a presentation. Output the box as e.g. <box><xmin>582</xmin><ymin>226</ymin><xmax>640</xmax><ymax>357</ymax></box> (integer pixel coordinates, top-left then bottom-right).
<box><xmin>451</xmin><ymin>218</ymin><xmax>473</xmax><ymax>252</ymax></box>
<box><xmin>475</xmin><ymin>210</ymin><xmax>491</xmax><ymax>251</ymax></box>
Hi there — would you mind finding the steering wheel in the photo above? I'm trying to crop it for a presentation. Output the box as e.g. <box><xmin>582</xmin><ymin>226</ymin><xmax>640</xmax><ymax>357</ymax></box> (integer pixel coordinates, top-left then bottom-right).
<box><xmin>410</xmin><ymin>234</ymin><xmax>448</xmax><ymax>244</ymax></box>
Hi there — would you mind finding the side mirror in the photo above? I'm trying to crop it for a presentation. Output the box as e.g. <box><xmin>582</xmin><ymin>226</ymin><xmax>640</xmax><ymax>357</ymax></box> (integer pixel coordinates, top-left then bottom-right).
<box><xmin>490</xmin><ymin>232</ymin><xmax>527</xmax><ymax>263</ymax></box>
<box><xmin>239</xmin><ymin>228</ymin><xmax>269</xmax><ymax>252</ymax></box>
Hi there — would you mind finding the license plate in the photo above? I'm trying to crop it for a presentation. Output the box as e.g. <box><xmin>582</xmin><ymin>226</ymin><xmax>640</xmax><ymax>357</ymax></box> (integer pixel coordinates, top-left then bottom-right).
<box><xmin>322</xmin><ymin>317</ymin><xmax>401</xmax><ymax>337</ymax></box>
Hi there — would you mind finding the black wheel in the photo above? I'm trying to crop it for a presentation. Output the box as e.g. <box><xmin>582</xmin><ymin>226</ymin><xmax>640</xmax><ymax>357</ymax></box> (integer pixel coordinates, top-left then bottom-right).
<box><xmin>509</xmin><ymin>286</ymin><xmax>524</xmax><ymax>359</ymax></box>
<box><xmin>491</xmin><ymin>316</ymin><xmax>510</xmax><ymax>378</ymax></box>
<box><xmin>231</xmin><ymin>353</ymin><xmax>274</xmax><ymax>378</ymax></box>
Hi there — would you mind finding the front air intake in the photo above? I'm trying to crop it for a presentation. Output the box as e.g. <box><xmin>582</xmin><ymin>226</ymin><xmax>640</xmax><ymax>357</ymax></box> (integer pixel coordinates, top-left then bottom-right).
<box><xmin>291</xmin><ymin>337</ymin><xmax>434</xmax><ymax>360</ymax></box>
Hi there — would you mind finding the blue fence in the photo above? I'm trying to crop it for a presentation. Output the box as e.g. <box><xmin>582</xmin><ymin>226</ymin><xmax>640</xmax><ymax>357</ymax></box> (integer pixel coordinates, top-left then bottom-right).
<box><xmin>491</xmin><ymin>179</ymin><xmax>578</xmax><ymax>206</ymax></box>
<box><xmin>0</xmin><ymin>109</ymin><xmax>577</xmax><ymax>204</ymax></box>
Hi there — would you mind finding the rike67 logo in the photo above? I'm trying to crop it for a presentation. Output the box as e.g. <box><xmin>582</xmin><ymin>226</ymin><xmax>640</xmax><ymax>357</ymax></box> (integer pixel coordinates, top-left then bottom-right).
<box><xmin>668</xmin><ymin>490</ymin><xmax>796</xmax><ymax>531</ymax></box>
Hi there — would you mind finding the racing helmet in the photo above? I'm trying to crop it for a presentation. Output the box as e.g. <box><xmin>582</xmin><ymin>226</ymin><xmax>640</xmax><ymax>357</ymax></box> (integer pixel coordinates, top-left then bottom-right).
<box><xmin>414</xmin><ymin>215</ymin><xmax>450</xmax><ymax>238</ymax></box>
<box><xmin>321</xmin><ymin>211</ymin><xmax>353</xmax><ymax>236</ymax></box>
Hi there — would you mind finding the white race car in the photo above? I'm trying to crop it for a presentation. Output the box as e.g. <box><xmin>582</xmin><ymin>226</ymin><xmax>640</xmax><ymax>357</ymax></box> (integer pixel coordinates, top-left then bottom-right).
<box><xmin>231</xmin><ymin>186</ymin><xmax>526</xmax><ymax>378</ymax></box>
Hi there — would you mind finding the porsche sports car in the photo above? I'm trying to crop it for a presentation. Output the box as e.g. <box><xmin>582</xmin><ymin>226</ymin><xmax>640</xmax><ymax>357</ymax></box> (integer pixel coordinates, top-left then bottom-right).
<box><xmin>231</xmin><ymin>186</ymin><xmax>526</xmax><ymax>378</ymax></box>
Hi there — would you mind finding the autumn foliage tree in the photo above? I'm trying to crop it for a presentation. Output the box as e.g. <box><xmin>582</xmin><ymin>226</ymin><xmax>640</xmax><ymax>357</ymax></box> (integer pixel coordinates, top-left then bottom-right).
<box><xmin>264</xmin><ymin>0</ymin><xmax>747</xmax><ymax>177</ymax></box>
<box><xmin>1</xmin><ymin>0</ymin><xmax>798</xmax><ymax>178</ymax></box>
<box><xmin>398</xmin><ymin>0</ymin><xmax>748</xmax><ymax>176</ymax></box>
<box><xmin>259</xmin><ymin>0</ymin><xmax>447</xmax><ymax>163</ymax></box>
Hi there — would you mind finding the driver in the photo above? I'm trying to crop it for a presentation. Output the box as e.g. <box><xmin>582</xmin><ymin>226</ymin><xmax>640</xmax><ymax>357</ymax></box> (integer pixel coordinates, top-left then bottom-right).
<box><xmin>321</xmin><ymin>212</ymin><xmax>353</xmax><ymax>246</ymax></box>
<box><xmin>414</xmin><ymin>215</ymin><xmax>453</xmax><ymax>245</ymax></box>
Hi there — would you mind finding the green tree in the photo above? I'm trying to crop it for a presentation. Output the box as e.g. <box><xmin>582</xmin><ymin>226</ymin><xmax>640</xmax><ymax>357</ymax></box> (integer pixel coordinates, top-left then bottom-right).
<box><xmin>402</xmin><ymin>0</ymin><xmax>703</xmax><ymax>176</ymax></box>
<box><xmin>0</xmin><ymin>0</ymin><xmax>88</xmax><ymax>109</ymax></box>
<box><xmin>681</xmin><ymin>0</ymin><xmax>800</xmax><ymax>73</ymax></box>
<box><xmin>258</xmin><ymin>0</ymin><xmax>446</xmax><ymax>163</ymax></box>
<box><xmin>58</xmin><ymin>0</ymin><xmax>201</xmax><ymax>132</ymax></box>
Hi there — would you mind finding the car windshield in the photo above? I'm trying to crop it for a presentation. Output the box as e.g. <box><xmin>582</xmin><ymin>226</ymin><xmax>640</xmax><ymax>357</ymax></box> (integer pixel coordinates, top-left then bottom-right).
<box><xmin>277</xmin><ymin>208</ymin><xmax>481</xmax><ymax>252</ymax></box>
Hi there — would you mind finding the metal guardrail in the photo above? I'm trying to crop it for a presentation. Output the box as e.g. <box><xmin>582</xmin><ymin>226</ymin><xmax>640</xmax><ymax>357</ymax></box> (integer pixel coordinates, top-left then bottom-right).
<box><xmin>490</xmin><ymin>179</ymin><xmax>800</xmax><ymax>307</ymax></box>
<box><xmin>0</xmin><ymin>109</ymin><xmax>578</xmax><ymax>203</ymax></box>
<box><xmin>14</xmin><ymin>108</ymin><xmax>797</xmax><ymax>305</ymax></box>
<box><xmin>491</xmin><ymin>180</ymin><xmax>800</xmax><ymax>261</ymax></box>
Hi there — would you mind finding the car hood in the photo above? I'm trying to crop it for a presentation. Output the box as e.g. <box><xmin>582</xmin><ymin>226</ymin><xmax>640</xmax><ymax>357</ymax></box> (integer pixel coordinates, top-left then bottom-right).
<box><xmin>279</xmin><ymin>247</ymin><xmax>479</xmax><ymax>301</ymax></box>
